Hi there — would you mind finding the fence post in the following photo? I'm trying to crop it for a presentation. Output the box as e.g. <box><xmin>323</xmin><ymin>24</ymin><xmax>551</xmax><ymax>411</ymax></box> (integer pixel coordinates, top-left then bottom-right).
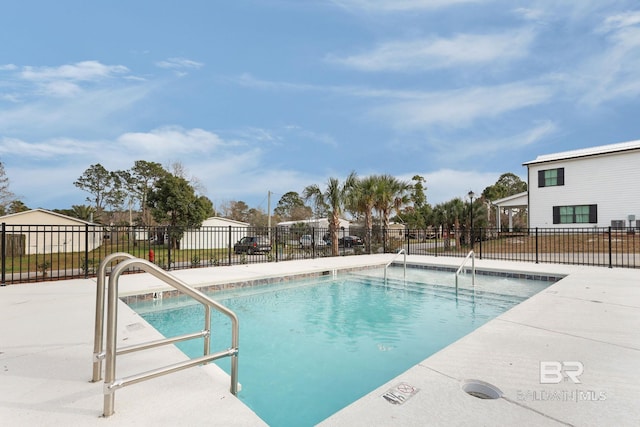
<box><xmin>608</xmin><ymin>226</ymin><xmax>612</xmax><ymax>269</ymax></box>
<box><xmin>166</xmin><ymin>227</ymin><xmax>172</xmax><ymax>270</ymax></box>
<box><xmin>84</xmin><ymin>224</ymin><xmax>89</xmax><ymax>278</ymax></box>
<box><xmin>274</xmin><ymin>226</ymin><xmax>279</xmax><ymax>262</ymax></box>
<box><xmin>383</xmin><ymin>228</ymin><xmax>387</xmax><ymax>253</ymax></box>
<box><xmin>228</xmin><ymin>226</ymin><xmax>232</xmax><ymax>266</ymax></box>
<box><xmin>312</xmin><ymin>227</ymin><xmax>316</xmax><ymax>258</ymax></box>
<box><xmin>434</xmin><ymin>229</ymin><xmax>438</xmax><ymax>257</ymax></box>
<box><xmin>1</xmin><ymin>222</ymin><xmax>5</xmax><ymax>286</ymax></box>
<box><xmin>479</xmin><ymin>228</ymin><xmax>482</xmax><ymax>259</ymax></box>
<box><xmin>535</xmin><ymin>227</ymin><xmax>539</xmax><ymax>264</ymax></box>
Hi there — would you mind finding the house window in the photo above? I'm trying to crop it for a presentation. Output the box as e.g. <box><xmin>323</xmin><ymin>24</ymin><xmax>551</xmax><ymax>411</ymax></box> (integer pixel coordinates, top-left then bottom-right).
<box><xmin>538</xmin><ymin>168</ymin><xmax>564</xmax><ymax>187</ymax></box>
<box><xmin>553</xmin><ymin>205</ymin><xmax>597</xmax><ymax>224</ymax></box>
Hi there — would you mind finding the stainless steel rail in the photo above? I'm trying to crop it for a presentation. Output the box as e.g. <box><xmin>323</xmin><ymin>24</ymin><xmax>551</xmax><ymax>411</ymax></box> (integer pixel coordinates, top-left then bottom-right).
<box><xmin>93</xmin><ymin>256</ymin><xmax>239</xmax><ymax>417</ymax></box>
<box><xmin>384</xmin><ymin>249</ymin><xmax>407</xmax><ymax>283</ymax></box>
<box><xmin>92</xmin><ymin>252</ymin><xmax>136</xmax><ymax>382</ymax></box>
<box><xmin>455</xmin><ymin>250</ymin><xmax>475</xmax><ymax>290</ymax></box>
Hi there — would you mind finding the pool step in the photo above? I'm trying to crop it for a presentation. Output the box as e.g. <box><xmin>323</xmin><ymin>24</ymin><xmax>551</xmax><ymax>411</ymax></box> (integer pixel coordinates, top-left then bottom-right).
<box><xmin>344</xmin><ymin>275</ymin><xmax>524</xmax><ymax>307</ymax></box>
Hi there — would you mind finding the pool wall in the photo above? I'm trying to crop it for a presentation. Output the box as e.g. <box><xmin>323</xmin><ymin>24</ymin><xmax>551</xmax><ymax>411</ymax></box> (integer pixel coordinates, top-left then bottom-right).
<box><xmin>120</xmin><ymin>262</ymin><xmax>564</xmax><ymax>307</ymax></box>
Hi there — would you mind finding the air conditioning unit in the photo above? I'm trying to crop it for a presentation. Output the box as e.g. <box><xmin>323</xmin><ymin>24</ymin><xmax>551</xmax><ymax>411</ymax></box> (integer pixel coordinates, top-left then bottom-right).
<box><xmin>611</xmin><ymin>220</ymin><xmax>624</xmax><ymax>229</ymax></box>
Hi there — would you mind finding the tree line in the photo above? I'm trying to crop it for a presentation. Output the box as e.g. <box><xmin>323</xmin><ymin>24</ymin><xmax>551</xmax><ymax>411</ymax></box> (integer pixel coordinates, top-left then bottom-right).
<box><xmin>0</xmin><ymin>158</ymin><xmax>528</xmax><ymax>252</ymax></box>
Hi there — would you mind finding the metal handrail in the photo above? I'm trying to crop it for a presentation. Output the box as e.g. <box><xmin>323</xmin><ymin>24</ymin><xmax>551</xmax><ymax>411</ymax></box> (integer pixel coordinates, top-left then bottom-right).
<box><xmin>455</xmin><ymin>250</ymin><xmax>475</xmax><ymax>290</ymax></box>
<box><xmin>92</xmin><ymin>252</ymin><xmax>136</xmax><ymax>382</ymax></box>
<box><xmin>384</xmin><ymin>249</ymin><xmax>407</xmax><ymax>283</ymax></box>
<box><xmin>94</xmin><ymin>257</ymin><xmax>239</xmax><ymax>417</ymax></box>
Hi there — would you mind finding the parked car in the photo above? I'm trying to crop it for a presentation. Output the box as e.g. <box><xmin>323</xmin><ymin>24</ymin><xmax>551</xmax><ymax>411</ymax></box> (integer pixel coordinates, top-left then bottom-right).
<box><xmin>300</xmin><ymin>235</ymin><xmax>328</xmax><ymax>248</ymax></box>
<box><xmin>234</xmin><ymin>236</ymin><xmax>272</xmax><ymax>254</ymax></box>
<box><xmin>338</xmin><ymin>235</ymin><xmax>364</xmax><ymax>248</ymax></box>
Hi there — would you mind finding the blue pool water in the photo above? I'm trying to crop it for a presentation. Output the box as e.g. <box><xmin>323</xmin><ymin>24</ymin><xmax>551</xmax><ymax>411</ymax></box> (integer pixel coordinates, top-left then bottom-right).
<box><xmin>130</xmin><ymin>268</ymin><xmax>551</xmax><ymax>426</ymax></box>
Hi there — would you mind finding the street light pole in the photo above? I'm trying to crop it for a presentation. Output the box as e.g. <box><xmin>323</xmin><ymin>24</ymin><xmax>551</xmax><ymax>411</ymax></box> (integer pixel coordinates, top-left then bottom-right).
<box><xmin>468</xmin><ymin>191</ymin><xmax>475</xmax><ymax>250</ymax></box>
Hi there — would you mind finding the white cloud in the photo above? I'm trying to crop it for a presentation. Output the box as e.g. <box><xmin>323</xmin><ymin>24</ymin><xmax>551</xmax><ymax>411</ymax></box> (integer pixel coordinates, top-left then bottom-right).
<box><xmin>513</xmin><ymin>7</ymin><xmax>545</xmax><ymax>21</ymax></box>
<box><xmin>575</xmin><ymin>12</ymin><xmax>640</xmax><ymax>106</ymax></box>
<box><xmin>425</xmin><ymin>121</ymin><xmax>558</xmax><ymax>163</ymax></box>
<box><xmin>599</xmin><ymin>10</ymin><xmax>640</xmax><ymax>32</ymax></box>
<box><xmin>328</xmin><ymin>30</ymin><xmax>535</xmax><ymax>72</ymax></box>
<box><xmin>233</xmin><ymin>127</ymin><xmax>279</xmax><ymax>143</ymax></box>
<box><xmin>230</xmin><ymin>73</ymin><xmax>553</xmax><ymax>130</ymax></box>
<box><xmin>0</xmin><ymin>93</ymin><xmax>20</xmax><ymax>103</ymax></box>
<box><xmin>40</xmin><ymin>81</ymin><xmax>82</xmax><ymax>97</ymax></box>
<box><xmin>115</xmin><ymin>126</ymin><xmax>226</xmax><ymax>156</ymax></box>
<box><xmin>0</xmin><ymin>60</ymin><xmax>155</xmax><ymax>137</ymax></box>
<box><xmin>232</xmin><ymin>73</ymin><xmax>319</xmax><ymax>92</ymax></box>
<box><xmin>20</xmin><ymin>61</ymin><xmax>129</xmax><ymax>82</ymax></box>
<box><xmin>283</xmin><ymin>125</ymin><xmax>337</xmax><ymax>148</ymax></box>
<box><xmin>398</xmin><ymin>169</ymin><xmax>501</xmax><ymax>205</ymax></box>
<box><xmin>155</xmin><ymin>57</ymin><xmax>204</xmax><ymax>69</ymax></box>
<box><xmin>0</xmin><ymin>136</ymin><xmax>96</xmax><ymax>158</ymax></box>
<box><xmin>231</xmin><ymin>73</ymin><xmax>423</xmax><ymax>100</ymax></box>
<box><xmin>371</xmin><ymin>82</ymin><xmax>553</xmax><ymax>130</ymax></box>
<box><xmin>330</xmin><ymin>0</ymin><xmax>487</xmax><ymax>12</ymax></box>
<box><xmin>0</xmin><ymin>83</ymin><xmax>153</xmax><ymax>136</ymax></box>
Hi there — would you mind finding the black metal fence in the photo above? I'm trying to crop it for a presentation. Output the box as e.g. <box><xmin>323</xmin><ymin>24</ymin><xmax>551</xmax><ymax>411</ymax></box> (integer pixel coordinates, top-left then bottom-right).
<box><xmin>1</xmin><ymin>223</ymin><xmax>638</xmax><ymax>285</ymax></box>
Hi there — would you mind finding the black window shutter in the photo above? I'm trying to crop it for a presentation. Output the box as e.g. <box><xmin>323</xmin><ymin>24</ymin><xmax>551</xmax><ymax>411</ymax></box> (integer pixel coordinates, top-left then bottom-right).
<box><xmin>557</xmin><ymin>168</ymin><xmax>564</xmax><ymax>186</ymax></box>
<box><xmin>553</xmin><ymin>206</ymin><xmax>560</xmax><ymax>224</ymax></box>
<box><xmin>538</xmin><ymin>170</ymin><xmax>545</xmax><ymax>187</ymax></box>
<box><xmin>589</xmin><ymin>205</ymin><xmax>598</xmax><ymax>223</ymax></box>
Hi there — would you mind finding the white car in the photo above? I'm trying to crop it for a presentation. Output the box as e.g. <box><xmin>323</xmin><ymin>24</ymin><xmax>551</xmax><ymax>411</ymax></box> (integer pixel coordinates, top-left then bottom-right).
<box><xmin>299</xmin><ymin>235</ymin><xmax>327</xmax><ymax>248</ymax></box>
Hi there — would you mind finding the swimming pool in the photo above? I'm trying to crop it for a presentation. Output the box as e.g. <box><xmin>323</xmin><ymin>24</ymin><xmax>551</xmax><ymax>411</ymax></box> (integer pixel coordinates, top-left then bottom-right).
<box><xmin>129</xmin><ymin>267</ymin><xmax>554</xmax><ymax>426</ymax></box>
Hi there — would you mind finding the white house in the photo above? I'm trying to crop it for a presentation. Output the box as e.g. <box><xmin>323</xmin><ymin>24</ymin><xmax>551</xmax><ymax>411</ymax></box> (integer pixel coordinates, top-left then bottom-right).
<box><xmin>180</xmin><ymin>217</ymin><xmax>250</xmax><ymax>250</ymax></box>
<box><xmin>523</xmin><ymin>140</ymin><xmax>640</xmax><ymax>228</ymax></box>
<box><xmin>0</xmin><ymin>209</ymin><xmax>103</xmax><ymax>255</ymax></box>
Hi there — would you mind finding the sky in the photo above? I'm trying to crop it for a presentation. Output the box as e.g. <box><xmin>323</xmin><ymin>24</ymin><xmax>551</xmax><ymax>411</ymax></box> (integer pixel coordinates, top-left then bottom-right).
<box><xmin>1</xmin><ymin>1</ymin><xmax>640</xmax><ymax>214</ymax></box>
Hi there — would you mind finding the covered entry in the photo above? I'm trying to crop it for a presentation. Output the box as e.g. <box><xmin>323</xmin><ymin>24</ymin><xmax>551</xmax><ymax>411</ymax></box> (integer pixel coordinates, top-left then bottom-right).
<box><xmin>492</xmin><ymin>192</ymin><xmax>528</xmax><ymax>231</ymax></box>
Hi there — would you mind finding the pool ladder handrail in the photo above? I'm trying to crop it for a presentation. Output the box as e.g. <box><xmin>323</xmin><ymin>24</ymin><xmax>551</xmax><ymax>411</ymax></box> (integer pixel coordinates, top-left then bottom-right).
<box><xmin>384</xmin><ymin>248</ymin><xmax>407</xmax><ymax>283</ymax></box>
<box><xmin>92</xmin><ymin>254</ymin><xmax>239</xmax><ymax>417</ymax></box>
<box><xmin>455</xmin><ymin>250</ymin><xmax>476</xmax><ymax>290</ymax></box>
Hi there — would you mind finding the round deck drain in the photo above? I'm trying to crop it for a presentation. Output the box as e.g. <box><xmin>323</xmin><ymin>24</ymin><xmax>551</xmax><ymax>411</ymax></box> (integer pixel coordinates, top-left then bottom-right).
<box><xmin>461</xmin><ymin>379</ymin><xmax>502</xmax><ymax>400</ymax></box>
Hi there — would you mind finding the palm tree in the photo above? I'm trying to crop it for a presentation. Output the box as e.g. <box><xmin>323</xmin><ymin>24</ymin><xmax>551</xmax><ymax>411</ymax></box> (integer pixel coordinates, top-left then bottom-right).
<box><xmin>303</xmin><ymin>172</ymin><xmax>358</xmax><ymax>256</ymax></box>
<box><xmin>72</xmin><ymin>204</ymin><xmax>96</xmax><ymax>222</ymax></box>
<box><xmin>348</xmin><ymin>175</ymin><xmax>378</xmax><ymax>253</ymax></box>
<box><xmin>443</xmin><ymin>198</ymin><xmax>466</xmax><ymax>250</ymax></box>
<box><xmin>373</xmin><ymin>175</ymin><xmax>411</xmax><ymax>247</ymax></box>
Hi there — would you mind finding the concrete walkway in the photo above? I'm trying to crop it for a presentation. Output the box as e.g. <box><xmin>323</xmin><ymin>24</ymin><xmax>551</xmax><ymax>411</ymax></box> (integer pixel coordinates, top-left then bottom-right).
<box><xmin>1</xmin><ymin>255</ymin><xmax>639</xmax><ymax>426</ymax></box>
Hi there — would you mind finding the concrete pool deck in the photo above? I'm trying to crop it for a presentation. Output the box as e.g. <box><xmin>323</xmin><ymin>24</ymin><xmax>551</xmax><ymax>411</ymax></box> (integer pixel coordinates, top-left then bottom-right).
<box><xmin>1</xmin><ymin>255</ymin><xmax>639</xmax><ymax>426</ymax></box>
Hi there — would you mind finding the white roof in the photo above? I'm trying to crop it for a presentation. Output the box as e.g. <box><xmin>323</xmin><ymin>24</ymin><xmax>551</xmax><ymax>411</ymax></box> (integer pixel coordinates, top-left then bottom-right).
<box><xmin>492</xmin><ymin>191</ymin><xmax>528</xmax><ymax>207</ymax></box>
<box><xmin>523</xmin><ymin>139</ymin><xmax>640</xmax><ymax>165</ymax></box>
<box><xmin>0</xmin><ymin>208</ymin><xmax>96</xmax><ymax>225</ymax></box>
<box><xmin>202</xmin><ymin>216</ymin><xmax>250</xmax><ymax>227</ymax></box>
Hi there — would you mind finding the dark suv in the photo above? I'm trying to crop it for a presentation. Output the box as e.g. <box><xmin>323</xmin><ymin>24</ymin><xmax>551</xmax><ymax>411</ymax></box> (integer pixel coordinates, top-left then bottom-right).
<box><xmin>234</xmin><ymin>236</ymin><xmax>272</xmax><ymax>254</ymax></box>
<box><xmin>338</xmin><ymin>235</ymin><xmax>364</xmax><ymax>248</ymax></box>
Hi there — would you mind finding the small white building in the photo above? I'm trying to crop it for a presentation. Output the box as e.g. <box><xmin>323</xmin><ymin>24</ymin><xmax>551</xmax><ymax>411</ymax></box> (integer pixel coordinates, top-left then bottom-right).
<box><xmin>523</xmin><ymin>140</ymin><xmax>640</xmax><ymax>228</ymax></box>
<box><xmin>0</xmin><ymin>209</ymin><xmax>103</xmax><ymax>255</ymax></box>
<box><xmin>180</xmin><ymin>217</ymin><xmax>250</xmax><ymax>250</ymax></box>
<box><xmin>386</xmin><ymin>222</ymin><xmax>406</xmax><ymax>240</ymax></box>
